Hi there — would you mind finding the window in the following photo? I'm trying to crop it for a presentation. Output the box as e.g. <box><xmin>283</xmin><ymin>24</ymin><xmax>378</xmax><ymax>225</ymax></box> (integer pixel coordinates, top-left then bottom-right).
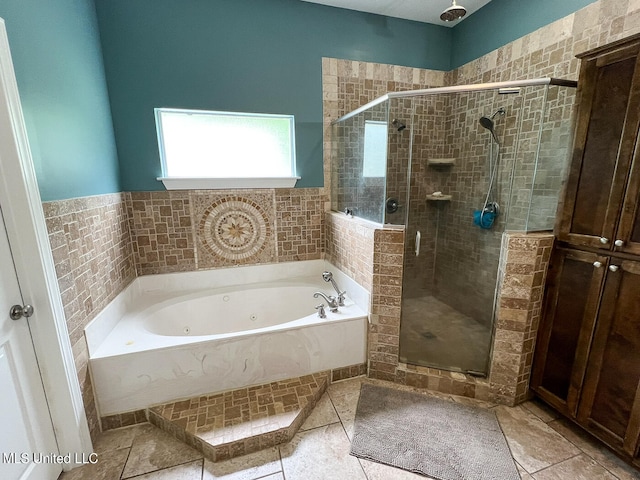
<box><xmin>362</xmin><ymin>121</ymin><xmax>387</xmax><ymax>177</ymax></box>
<box><xmin>155</xmin><ymin>108</ymin><xmax>299</xmax><ymax>189</ymax></box>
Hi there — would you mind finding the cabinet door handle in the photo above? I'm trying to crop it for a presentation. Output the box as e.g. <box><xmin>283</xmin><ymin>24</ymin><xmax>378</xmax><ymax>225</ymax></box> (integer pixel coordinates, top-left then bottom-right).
<box><xmin>609</xmin><ymin>265</ymin><xmax>619</xmax><ymax>272</ymax></box>
<box><xmin>593</xmin><ymin>261</ymin><xmax>603</xmax><ymax>268</ymax></box>
<box><xmin>599</xmin><ymin>237</ymin><xmax>609</xmax><ymax>244</ymax></box>
<box><xmin>614</xmin><ymin>239</ymin><xmax>624</xmax><ymax>247</ymax></box>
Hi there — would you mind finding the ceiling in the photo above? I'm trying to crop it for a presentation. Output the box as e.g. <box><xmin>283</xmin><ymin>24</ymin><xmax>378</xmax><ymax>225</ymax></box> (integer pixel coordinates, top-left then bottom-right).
<box><xmin>300</xmin><ymin>0</ymin><xmax>492</xmax><ymax>27</ymax></box>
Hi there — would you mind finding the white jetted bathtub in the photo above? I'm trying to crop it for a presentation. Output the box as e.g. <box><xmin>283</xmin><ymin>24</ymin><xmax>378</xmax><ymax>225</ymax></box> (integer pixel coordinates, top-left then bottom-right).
<box><xmin>86</xmin><ymin>260</ymin><xmax>369</xmax><ymax>416</ymax></box>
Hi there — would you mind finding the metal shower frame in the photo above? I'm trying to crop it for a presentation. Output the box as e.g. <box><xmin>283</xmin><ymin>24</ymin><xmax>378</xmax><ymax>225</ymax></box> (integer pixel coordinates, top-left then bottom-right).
<box><xmin>331</xmin><ymin>77</ymin><xmax>577</xmax><ymax>125</ymax></box>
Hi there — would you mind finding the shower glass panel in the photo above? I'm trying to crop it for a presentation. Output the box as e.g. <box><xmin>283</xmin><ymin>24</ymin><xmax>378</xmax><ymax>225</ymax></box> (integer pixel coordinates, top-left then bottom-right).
<box><xmin>331</xmin><ymin>101</ymin><xmax>389</xmax><ymax>223</ymax></box>
<box><xmin>330</xmin><ymin>79</ymin><xmax>577</xmax><ymax>376</ymax></box>
<box><xmin>526</xmin><ymin>85</ymin><xmax>577</xmax><ymax>231</ymax></box>
<box><xmin>385</xmin><ymin>97</ymin><xmax>414</xmax><ymax>226</ymax></box>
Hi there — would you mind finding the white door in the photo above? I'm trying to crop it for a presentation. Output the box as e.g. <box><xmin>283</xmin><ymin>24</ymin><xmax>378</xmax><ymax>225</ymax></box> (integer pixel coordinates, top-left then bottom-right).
<box><xmin>0</xmin><ymin>204</ymin><xmax>60</xmax><ymax>479</ymax></box>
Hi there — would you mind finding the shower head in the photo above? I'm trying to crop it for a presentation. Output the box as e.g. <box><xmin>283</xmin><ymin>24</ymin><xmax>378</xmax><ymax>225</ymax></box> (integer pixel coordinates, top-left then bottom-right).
<box><xmin>440</xmin><ymin>0</ymin><xmax>467</xmax><ymax>22</ymax></box>
<box><xmin>392</xmin><ymin>119</ymin><xmax>406</xmax><ymax>132</ymax></box>
<box><xmin>479</xmin><ymin>107</ymin><xmax>505</xmax><ymax>144</ymax></box>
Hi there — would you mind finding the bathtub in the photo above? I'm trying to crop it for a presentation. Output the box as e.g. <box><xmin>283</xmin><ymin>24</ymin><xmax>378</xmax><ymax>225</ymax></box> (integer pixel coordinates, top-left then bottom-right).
<box><xmin>86</xmin><ymin>260</ymin><xmax>368</xmax><ymax>416</ymax></box>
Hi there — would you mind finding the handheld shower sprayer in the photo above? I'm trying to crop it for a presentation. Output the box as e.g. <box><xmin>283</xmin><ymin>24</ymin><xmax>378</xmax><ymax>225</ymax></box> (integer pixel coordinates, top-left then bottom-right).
<box><xmin>322</xmin><ymin>271</ymin><xmax>346</xmax><ymax>306</ymax></box>
<box><xmin>474</xmin><ymin>107</ymin><xmax>506</xmax><ymax>229</ymax></box>
<box><xmin>479</xmin><ymin>107</ymin><xmax>505</xmax><ymax>144</ymax></box>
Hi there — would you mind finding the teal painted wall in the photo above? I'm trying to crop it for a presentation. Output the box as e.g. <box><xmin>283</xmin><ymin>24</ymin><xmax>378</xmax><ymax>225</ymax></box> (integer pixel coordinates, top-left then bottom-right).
<box><xmin>0</xmin><ymin>0</ymin><xmax>120</xmax><ymax>201</ymax></box>
<box><xmin>93</xmin><ymin>0</ymin><xmax>452</xmax><ymax>190</ymax></box>
<box><xmin>0</xmin><ymin>0</ymin><xmax>599</xmax><ymax>197</ymax></box>
<box><xmin>452</xmin><ymin>0</ymin><xmax>597</xmax><ymax>68</ymax></box>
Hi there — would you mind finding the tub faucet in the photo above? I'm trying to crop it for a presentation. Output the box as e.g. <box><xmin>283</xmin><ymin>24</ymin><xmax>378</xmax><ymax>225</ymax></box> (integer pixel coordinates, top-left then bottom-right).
<box><xmin>313</xmin><ymin>292</ymin><xmax>338</xmax><ymax>312</ymax></box>
<box><xmin>322</xmin><ymin>271</ymin><xmax>346</xmax><ymax>306</ymax></box>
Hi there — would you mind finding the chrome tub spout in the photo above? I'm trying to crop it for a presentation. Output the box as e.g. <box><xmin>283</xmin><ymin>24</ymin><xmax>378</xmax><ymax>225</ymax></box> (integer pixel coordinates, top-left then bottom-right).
<box><xmin>313</xmin><ymin>292</ymin><xmax>338</xmax><ymax>312</ymax></box>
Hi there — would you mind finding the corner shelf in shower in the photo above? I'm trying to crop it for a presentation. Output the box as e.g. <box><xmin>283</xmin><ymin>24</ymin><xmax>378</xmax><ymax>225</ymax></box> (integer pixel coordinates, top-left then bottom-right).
<box><xmin>427</xmin><ymin>158</ymin><xmax>455</xmax><ymax>166</ymax></box>
<box><xmin>426</xmin><ymin>194</ymin><xmax>452</xmax><ymax>201</ymax></box>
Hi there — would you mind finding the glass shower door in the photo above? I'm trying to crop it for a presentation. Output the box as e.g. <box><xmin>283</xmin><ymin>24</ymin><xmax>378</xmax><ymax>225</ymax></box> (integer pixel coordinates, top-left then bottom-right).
<box><xmin>399</xmin><ymin>89</ymin><xmax>526</xmax><ymax>375</ymax></box>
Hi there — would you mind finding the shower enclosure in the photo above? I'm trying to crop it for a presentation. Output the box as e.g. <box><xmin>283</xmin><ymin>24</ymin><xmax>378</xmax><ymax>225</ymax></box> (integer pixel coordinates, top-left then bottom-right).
<box><xmin>331</xmin><ymin>78</ymin><xmax>577</xmax><ymax>376</ymax></box>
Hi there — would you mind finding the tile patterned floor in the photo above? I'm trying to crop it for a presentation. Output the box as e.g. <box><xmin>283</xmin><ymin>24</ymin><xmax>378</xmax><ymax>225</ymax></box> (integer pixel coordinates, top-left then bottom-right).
<box><xmin>59</xmin><ymin>377</ymin><xmax>640</xmax><ymax>480</ymax></box>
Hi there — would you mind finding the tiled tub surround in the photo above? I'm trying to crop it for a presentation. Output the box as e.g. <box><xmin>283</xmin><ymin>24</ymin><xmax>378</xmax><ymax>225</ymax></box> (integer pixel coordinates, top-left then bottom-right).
<box><xmin>86</xmin><ymin>260</ymin><xmax>368</xmax><ymax>416</ymax></box>
<box><xmin>128</xmin><ymin>188</ymin><xmax>326</xmax><ymax>275</ymax></box>
<box><xmin>43</xmin><ymin>193</ymin><xmax>136</xmax><ymax>438</ymax></box>
<box><xmin>43</xmin><ymin>188</ymin><xmax>326</xmax><ymax>436</ymax></box>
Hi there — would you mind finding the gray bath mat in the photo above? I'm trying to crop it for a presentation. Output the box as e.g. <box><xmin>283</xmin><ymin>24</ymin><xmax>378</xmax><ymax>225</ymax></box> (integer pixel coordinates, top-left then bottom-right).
<box><xmin>350</xmin><ymin>383</ymin><xmax>519</xmax><ymax>480</ymax></box>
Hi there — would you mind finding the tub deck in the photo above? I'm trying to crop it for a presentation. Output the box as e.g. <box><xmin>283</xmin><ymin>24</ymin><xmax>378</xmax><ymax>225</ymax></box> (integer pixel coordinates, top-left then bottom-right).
<box><xmin>86</xmin><ymin>261</ymin><xmax>370</xmax><ymax>417</ymax></box>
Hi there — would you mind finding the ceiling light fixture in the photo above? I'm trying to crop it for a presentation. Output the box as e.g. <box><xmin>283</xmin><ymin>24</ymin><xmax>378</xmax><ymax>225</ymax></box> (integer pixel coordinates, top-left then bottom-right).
<box><xmin>440</xmin><ymin>0</ymin><xmax>467</xmax><ymax>22</ymax></box>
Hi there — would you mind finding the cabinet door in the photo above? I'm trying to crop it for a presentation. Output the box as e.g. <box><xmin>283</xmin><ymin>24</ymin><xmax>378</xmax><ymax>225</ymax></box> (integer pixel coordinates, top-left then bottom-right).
<box><xmin>577</xmin><ymin>259</ymin><xmax>640</xmax><ymax>456</ymax></box>
<box><xmin>558</xmin><ymin>40</ymin><xmax>640</xmax><ymax>249</ymax></box>
<box><xmin>531</xmin><ymin>248</ymin><xmax>607</xmax><ymax>417</ymax></box>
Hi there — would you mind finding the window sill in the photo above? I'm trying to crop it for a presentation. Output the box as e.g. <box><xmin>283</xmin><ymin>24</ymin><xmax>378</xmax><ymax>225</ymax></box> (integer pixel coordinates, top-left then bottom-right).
<box><xmin>158</xmin><ymin>177</ymin><xmax>300</xmax><ymax>190</ymax></box>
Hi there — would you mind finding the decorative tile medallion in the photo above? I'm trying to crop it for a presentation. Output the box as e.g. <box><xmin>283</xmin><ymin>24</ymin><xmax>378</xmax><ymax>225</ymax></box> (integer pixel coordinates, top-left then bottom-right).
<box><xmin>200</xmin><ymin>199</ymin><xmax>268</xmax><ymax>261</ymax></box>
<box><xmin>192</xmin><ymin>191</ymin><xmax>276</xmax><ymax>268</ymax></box>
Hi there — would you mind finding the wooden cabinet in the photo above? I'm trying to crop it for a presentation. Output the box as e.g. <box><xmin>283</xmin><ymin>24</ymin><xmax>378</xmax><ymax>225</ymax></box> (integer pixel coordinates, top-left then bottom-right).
<box><xmin>533</xmin><ymin>249</ymin><xmax>640</xmax><ymax>462</ymax></box>
<box><xmin>577</xmin><ymin>258</ymin><xmax>640</xmax><ymax>456</ymax></box>
<box><xmin>557</xmin><ymin>35</ymin><xmax>640</xmax><ymax>256</ymax></box>
<box><xmin>531</xmin><ymin>248</ymin><xmax>606</xmax><ymax>416</ymax></box>
<box><xmin>534</xmin><ymin>34</ymin><xmax>640</xmax><ymax>468</ymax></box>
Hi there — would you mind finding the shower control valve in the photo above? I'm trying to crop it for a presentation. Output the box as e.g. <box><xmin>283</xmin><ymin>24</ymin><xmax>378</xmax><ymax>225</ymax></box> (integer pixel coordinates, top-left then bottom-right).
<box><xmin>599</xmin><ymin>237</ymin><xmax>609</xmax><ymax>245</ymax></box>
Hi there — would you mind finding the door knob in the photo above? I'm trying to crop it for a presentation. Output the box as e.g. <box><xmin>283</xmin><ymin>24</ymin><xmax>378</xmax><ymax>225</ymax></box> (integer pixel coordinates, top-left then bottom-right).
<box><xmin>9</xmin><ymin>304</ymin><xmax>34</xmax><ymax>320</ymax></box>
<box><xmin>609</xmin><ymin>265</ymin><xmax>619</xmax><ymax>272</ymax></box>
<box><xmin>593</xmin><ymin>261</ymin><xmax>602</xmax><ymax>268</ymax></box>
<box><xmin>614</xmin><ymin>239</ymin><xmax>624</xmax><ymax>247</ymax></box>
<box><xmin>599</xmin><ymin>237</ymin><xmax>609</xmax><ymax>244</ymax></box>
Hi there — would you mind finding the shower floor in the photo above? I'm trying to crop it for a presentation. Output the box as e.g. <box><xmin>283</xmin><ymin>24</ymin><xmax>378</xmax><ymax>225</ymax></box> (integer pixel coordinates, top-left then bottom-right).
<box><xmin>399</xmin><ymin>295</ymin><xmax>491</xmax><ymax>375</ymax></box>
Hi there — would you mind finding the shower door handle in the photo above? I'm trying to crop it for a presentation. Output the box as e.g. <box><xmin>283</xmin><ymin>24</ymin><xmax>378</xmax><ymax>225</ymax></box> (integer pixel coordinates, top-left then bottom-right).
<box><xmin>415</xmin><ymin>231</ymin><xmax>421</xmax><ymax>256</ymax></box>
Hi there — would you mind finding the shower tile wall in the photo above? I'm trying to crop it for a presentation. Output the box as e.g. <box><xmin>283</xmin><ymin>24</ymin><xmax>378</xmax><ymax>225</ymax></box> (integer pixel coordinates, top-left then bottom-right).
<box><xmin>324</xmin><ymin>212</ymin><xmax>405</xmax><ymax>382</ymax></box>
<box><xmin>326</xmin><ymin>59</ymin><xmax>447</xmax><ymax>224</ymax></box>
<box><xmin>325</xmin><ymin>212</ymin><xmax>375</xmax><ymax>292</ymax></box>
<box><xmin>491</xmin><ymin>232</ymin><xmax>554</xmax><ymax>405</ymax></box>
<box><xmin>42</xmin><ymin>193</ymin><xmax>136</xmax><ymax>439</ymax></box>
